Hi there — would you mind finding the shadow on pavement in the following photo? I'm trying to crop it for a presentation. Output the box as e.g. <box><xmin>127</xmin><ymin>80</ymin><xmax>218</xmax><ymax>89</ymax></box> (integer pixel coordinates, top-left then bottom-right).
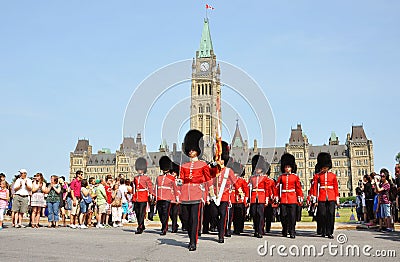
<box><xmin>157</xmin><ymin>238</ymin><xmax>188</xmax><ymax>248</ymax></box>
<box><xmin>372</xmin><ymin>230</ymin><xmax>400</xmax><ymax>242</ymax></box>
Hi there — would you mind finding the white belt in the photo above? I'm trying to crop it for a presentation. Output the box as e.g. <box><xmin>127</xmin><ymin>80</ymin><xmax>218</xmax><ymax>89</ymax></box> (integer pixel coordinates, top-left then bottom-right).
<box><xmin>322</xmin><ymin>186</ymin><xmax>334</xmax><ymax>189</ymax></box>
<box><xmin>282</xmin><ymin>189</ymin><xmax>295</xmax><ymax>193</ymax></box>
<box><xmin>137</xmin><ymin>189</ymin><xmax>148</xmax><ymax>192</ymax></box>
<box><xmin>252</xmin><ymin>189</ymin><xmax>265</xmax><ymax>192</ymax></box>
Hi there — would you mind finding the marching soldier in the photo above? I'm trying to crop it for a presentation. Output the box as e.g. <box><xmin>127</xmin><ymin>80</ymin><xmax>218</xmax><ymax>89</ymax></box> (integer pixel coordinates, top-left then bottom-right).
<box><xmin>248</xmin><ymin>155</ymin><xmax>271</xmax><ymax>238</ymax></box>
<box><xmin>132</xmin><ymin>157</ymin><xmax>154</xmax><ymax>234</ymax></box>
<box><xmin>263</xmin><ymin>163</ymin><xmax>275</xmax><ymax>234</ymax></box>
<box><xmin>170</xmin><ymin>161</ymin><xmax>180</xmax><ymax>233</ymax></box>
<box><xmin>179</xmin><ymin>129</ymin><xmax>211</xmax><ymax>251</ymax></box>
<box><xmin>209</xmin><ymin>142</ymin><xmax>237</xmax><ymax>243</ymax></box>
<box><xmin>155</xmin><ymin>156</ymin><xmax>178</xmax><ymax>235</ymax></box>
<box><xmin>275</xmin><ymin>153</ymin><xmax>303</xmax><ymax>239</ymax></box>
<box><xmin>312</xmin><ymin>152</ymin><xmax>339</xmax><ymax>239</ymax></box>
<box><xmin>231</xmin><ymin>161</ymin><xmax>248</xmax><ymax>235</ymax></box>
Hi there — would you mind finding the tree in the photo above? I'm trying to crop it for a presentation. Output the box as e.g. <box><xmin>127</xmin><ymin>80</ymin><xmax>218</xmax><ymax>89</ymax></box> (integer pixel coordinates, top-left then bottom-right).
<box><xmin>396</xmin><ymin>152</ymin><xmax>400</xmax><ymax>164</ymax></box>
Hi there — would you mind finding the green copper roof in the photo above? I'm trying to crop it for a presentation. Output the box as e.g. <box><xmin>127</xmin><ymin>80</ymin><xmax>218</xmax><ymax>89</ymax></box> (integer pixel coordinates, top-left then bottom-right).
<box><xmin>330</xmin><ymin>131</ymin><xmax>338</xmax><ymax>142</ymax></box>
<box><xmin>198</xmin><ymin>18</ymin><xmax>213</xmax><ymax>58</ymax></box>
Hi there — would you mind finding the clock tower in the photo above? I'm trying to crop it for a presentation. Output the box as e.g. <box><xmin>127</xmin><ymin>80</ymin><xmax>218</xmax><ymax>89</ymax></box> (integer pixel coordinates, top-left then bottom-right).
<box><xmin>190</xmin><ymin>18</ymin><xmax>221</xmax><ymax>160</ymax></box>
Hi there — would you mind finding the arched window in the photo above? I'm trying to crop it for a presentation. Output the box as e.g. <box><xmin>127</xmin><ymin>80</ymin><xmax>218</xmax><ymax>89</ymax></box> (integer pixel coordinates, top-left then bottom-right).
<box><xmin>198</xmin><ymin>85</ymin><xmax>200</xmax><ymax>95</ymax></box>
<box><xmin>202</xmin><ymin>84</ymin><xmax>204</xmax><ymax>95</ymax></box>
<box><xmin>209</xmin><ymin>84</ymin><xmax>212</xmax><ymax>95</ymax></box>
<box><xmin>206</xmin><ymin>104</ymin><xmax>210</xmax><ymax>113</ymax></box>
<box><xmin>198</xmin><ymin>105</ymin><xmax>203</xmax><ymax>114</ymax></box>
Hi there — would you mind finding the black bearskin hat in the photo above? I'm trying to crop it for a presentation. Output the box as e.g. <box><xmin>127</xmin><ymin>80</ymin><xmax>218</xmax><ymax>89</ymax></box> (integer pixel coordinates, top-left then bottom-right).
<box><xmin>171</xmin><ymin>161</ymin><xmax>180</xmax><ymax>176</ymax></box>
<box><xmin>314</xmin><ymin>163</ymin><xmax>321</xmax><ymax>174</ymax></box>
<box><xmin>221</xmin><ymin>141</ymin><xmax>230</xmax><ymax>165</ymax></box>
<box><xmin>232</xmin><ymin>161</ymin><xmax>245</xmax><ymax>177</ymax></box>
<box><xmin>317</xmin><ymin>152</ymin><xmax>332</xmax><ymax>169</ymax></box>
<box><xmin>280</xmin><ymin>153</ymin><xmax>297</xmax><ymax>173</ymax></box>
<box><xmin>183</xmin><ymin>129</ymin><xmax>204</xmax><ymax>158</ymax></box>
<box><xmin>135</xmin><ymin>157</ymin><xmax>147</xmax><ymax>173</ymax></box>
<box><xmin>159</xmin><ymin>156</ymin><xmax>172</xmax><ymax>172</ymax></box>
<box><xmin>252</xmin><ymin>155</ymin><xmax>269</xmax><ymax>174</ymax></box>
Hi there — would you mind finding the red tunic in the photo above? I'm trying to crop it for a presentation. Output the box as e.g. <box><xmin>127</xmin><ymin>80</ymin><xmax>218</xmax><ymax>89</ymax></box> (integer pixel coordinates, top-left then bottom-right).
<box><xmin>208</xmin><ymin>167</ymin><xmax>238</xmax><ymax>203</ymax></box>
<box><xmin>232</xmin><ymin>177</ymin><xmax>249</xmax><ymax>204</ymax></box>
<box><xmin>154</xmin><ymin>173</ymin><xmax>177</xmax><ymax>202</ymax></box>
<box><xmin>248</xmin><ymin>175</ymin><xmax>270</xmax><ymax>204</ymax></box>
<box><xmin>133</xmin><ymin>174</ymin><xmax>153</xmax><ymax>202</ymax></box>
<box><xmin>179</xmin><ymin>160</ymin><xmax>211</xmax><ymax>203</ymax></box>
<box><xmin>275</xmin><ymin>173</ymin><xmax>303</xmax><ymax>204</ymax></box>
<box><xmin>265</xmin><ymin>176</ymin><xmax>276</xmax><ymax>203</ymax></box>
<box><xmin>312</xmin><ymin>171</ymin><xmax>339</xmax><ymax>202</ymax></box>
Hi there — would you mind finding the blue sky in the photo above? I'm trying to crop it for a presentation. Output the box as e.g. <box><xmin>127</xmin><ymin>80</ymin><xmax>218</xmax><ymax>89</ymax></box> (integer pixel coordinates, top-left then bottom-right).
<box><xmin>1</xmin><ymin>1</ymin><xmax>399</xmax><ymax>181</ymax></box>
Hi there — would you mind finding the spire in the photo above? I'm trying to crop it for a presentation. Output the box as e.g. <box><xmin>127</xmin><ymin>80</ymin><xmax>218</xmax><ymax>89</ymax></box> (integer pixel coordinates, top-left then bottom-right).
<box><xmin>231</xmin><ymin>120</ymin><xmax>244</xmax><ymax>148</ymax></box>
<box><xmin>329</xmin><ymin>131</ymin><xmax>339</xmax><ymax>145</ymax></box>
<box><xmin>198</xmin><ymin>18</ymin><xmax>213</xmax><ymax>58</ymax></box>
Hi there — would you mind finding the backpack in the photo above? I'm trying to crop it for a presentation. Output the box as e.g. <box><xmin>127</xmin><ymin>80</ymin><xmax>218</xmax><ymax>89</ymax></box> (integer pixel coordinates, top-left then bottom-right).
<box><xmin>81</xmin><ymin>189</ymin><xmax>92</xmax><ymax>204</ymax></box>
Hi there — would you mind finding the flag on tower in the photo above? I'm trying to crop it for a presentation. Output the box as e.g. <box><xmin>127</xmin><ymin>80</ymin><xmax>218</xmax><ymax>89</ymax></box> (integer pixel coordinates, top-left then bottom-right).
<box><xmin>206</xmin><ymin>4</ymin><xmax>215</xmax><ymax>10</ymax></box>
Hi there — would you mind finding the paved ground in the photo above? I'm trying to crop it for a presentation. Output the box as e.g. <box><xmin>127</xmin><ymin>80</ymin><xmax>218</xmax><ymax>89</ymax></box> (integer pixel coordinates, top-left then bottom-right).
<box><xmin>0</xmin><ymin>221</ymin><xmax>399</xmax><ymax>261</ymax></box>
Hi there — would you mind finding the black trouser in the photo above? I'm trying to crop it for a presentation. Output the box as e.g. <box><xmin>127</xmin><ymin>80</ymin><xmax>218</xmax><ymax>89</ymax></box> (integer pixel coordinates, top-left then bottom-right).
<box><xmin>134</xmin><ymin>202</ymin><xmax>147</xmax><ymax>231</ymax></box>
<box><xmin>280</xmin><ymin>204</ymin><xmax>297</xmax><ymax>236</ymax></box>
<box><xmin>181</xmin><ymin>203</ymin><xmax>201</xmax><ymax>246</ymax></box>
<box><xmin>216</xmin><ymin>201</ymin><xmax>229</xmax><ymax>239</ymax></box>
<box><xmin>250</xmin><ymin>203</ymin><xmax>264</xmax><ymax>235</ymax></box>
<box><xmin>264</xmin><ymin>204</ymin><xmax>273</xmax><ymax>233</ymax></box>
<box><xmin>147</xmin><ymin>203</ymin><xmax>155</xmax><ymax>221</ymax></box>
<box><xmin>170</xmin><ymin>203</ymin><xmax>179</xmax><ymax>231</ymax></box>
<box><xmin>179</xmin><ymin>204</ymin><xmax>188</xmax><ymax>230</ymax></box>
<box><xmin>366</xmin><ymin>199</ymin><xmax>374</xmax><ymax>222</ymax></box>
<box><xmin>156</xmin><ymin>200</ymin><xmax>171</xmax><ymax>233</ymax></box>
<box><xmin>318</xmin><ymin>201</ymin><xmax>336</xmax><ymax>236</ymax></box>
<box><xmin>202</xmin><ymin>201</ymin><xmax>218</xmax><ymax>233</ymax></box>
<box><xmin>226</xmin><ymin>204</ymin><xmax>233</xmax><ymax>234</ymax></box>
<box><xmin>233</xmin><ymin>203</ymin><xmax>245</xmax><ymax>233</ymax></box>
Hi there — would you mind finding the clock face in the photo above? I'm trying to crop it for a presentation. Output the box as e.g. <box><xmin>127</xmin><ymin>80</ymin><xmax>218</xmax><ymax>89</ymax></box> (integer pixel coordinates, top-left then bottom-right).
<box><xmin>200</xmin><ymin>62</ymin><xmax>210</xmax><ymax>72</ymax></box>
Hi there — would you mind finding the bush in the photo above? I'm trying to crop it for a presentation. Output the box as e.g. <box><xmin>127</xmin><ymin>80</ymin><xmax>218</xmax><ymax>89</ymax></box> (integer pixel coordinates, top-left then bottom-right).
<box><xmin>339</xmin><ymin>196</ymin><xmax>356</xmax><ymax>203</ymax></box>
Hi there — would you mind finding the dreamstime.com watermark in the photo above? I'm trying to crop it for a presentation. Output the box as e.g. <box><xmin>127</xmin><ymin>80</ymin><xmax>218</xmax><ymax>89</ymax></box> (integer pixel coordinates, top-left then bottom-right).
<box><xmin>257</xmin><ymin>233</ymin><xmax>396</xmax><ymax>258</ymax></box>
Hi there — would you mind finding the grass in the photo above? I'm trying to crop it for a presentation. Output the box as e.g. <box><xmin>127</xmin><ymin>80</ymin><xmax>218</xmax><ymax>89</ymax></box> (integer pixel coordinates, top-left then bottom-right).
<box><xmin>301</xmin><ymin>207</ymin><xmax>357</xmax><ymax>223</ymax></box>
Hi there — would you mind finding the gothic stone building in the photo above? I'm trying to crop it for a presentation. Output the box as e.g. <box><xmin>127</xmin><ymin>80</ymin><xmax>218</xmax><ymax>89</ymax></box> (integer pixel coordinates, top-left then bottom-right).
<box><xmin>70</xmin><ymin>19</ymin><xmax>374</xmax><ymax>197</ymax></box>
<box><xmin>70</xmin><ymin>123</ymin><xmax>373</xmax><ymax>197</ymax></box>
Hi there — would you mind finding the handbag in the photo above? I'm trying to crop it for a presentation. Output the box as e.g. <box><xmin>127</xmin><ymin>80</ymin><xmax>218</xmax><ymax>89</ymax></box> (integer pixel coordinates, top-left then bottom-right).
<box><xmin>111</xmin><ymin>197</ymin><xmax>122</xmax><ymax>207</ymax></box>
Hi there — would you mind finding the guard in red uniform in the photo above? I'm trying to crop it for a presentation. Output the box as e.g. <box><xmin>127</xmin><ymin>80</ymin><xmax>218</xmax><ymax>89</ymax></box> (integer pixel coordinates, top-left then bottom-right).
<box><xmin>231</xmin><ymin>161</ymin><xmax>248</xmax><ymax>235</ymax></box>
<box><xmin>179</xmin><ymin>130</ymin><xmax>211</xmax><ymax>251</ymax></box>
<box><xmin>209</xmin><ymin>142</ymin><xmax>238</xmax><ymax>243</ymax></box>
<box><xmin>248</xmin><ymin>155</ymin><xmax>271</xmax><ymax>238</ymax></box>
<box><xmin>312</xmin><ymin>152</ymin><xmax>339</xmax><ymax>239</ymax></box>
<box><xmin>132</xmin><ymin>157</ymin><xmax>154</xmax><ymax>234</ymax></box>
<box><xmin>263</xmin><ymin>164</ymin><xmax>275</xmax><ymax>234</ymax></box>
<box><xmin>155</xmin><ymin>156</ymin><xmax>178</xmax><ymax>235</ymax></box>
<box><xmin>275</xmin><ymin>153</ymin><xmax>303</xmax><ymax>238</ymax></box>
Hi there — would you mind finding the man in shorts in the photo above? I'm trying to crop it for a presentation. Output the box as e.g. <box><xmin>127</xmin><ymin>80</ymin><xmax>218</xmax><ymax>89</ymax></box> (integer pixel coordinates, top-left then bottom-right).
<box><xmin>12</xmin><ymin>169</ymin><xmax>32</xmax><ymax>228</ymax></box>
<box><xmin>69</xmin><ymin>170</ymin><xmax>83</xmax><ymax>229</ymax></box>
<box><xmin>96</xmin><ymin>178</ymin><xmax>107</xmax><ymax>228</ymax></box>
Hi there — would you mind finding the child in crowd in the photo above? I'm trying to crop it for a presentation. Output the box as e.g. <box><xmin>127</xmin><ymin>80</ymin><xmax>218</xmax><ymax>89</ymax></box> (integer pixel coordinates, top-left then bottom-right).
<box><xmin>0</xmin><ymin>180</ymin><xmax>10</xmax><ymax>229</ymax></box>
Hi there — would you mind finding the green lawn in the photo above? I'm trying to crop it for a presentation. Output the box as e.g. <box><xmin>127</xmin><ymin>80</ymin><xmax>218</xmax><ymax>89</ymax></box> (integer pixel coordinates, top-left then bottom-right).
<box><xmin>301</xmin><ymin>207</ymin><xmax>357</xmax><ymax>223</ymax></box>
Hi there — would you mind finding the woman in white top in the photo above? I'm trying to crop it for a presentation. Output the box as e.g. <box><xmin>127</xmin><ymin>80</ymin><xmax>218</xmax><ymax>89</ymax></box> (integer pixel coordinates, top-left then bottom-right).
<box><xmin>31</xmin><ymin>173</ymin><xmax>47</xmax><ymax>228</ymax></box>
